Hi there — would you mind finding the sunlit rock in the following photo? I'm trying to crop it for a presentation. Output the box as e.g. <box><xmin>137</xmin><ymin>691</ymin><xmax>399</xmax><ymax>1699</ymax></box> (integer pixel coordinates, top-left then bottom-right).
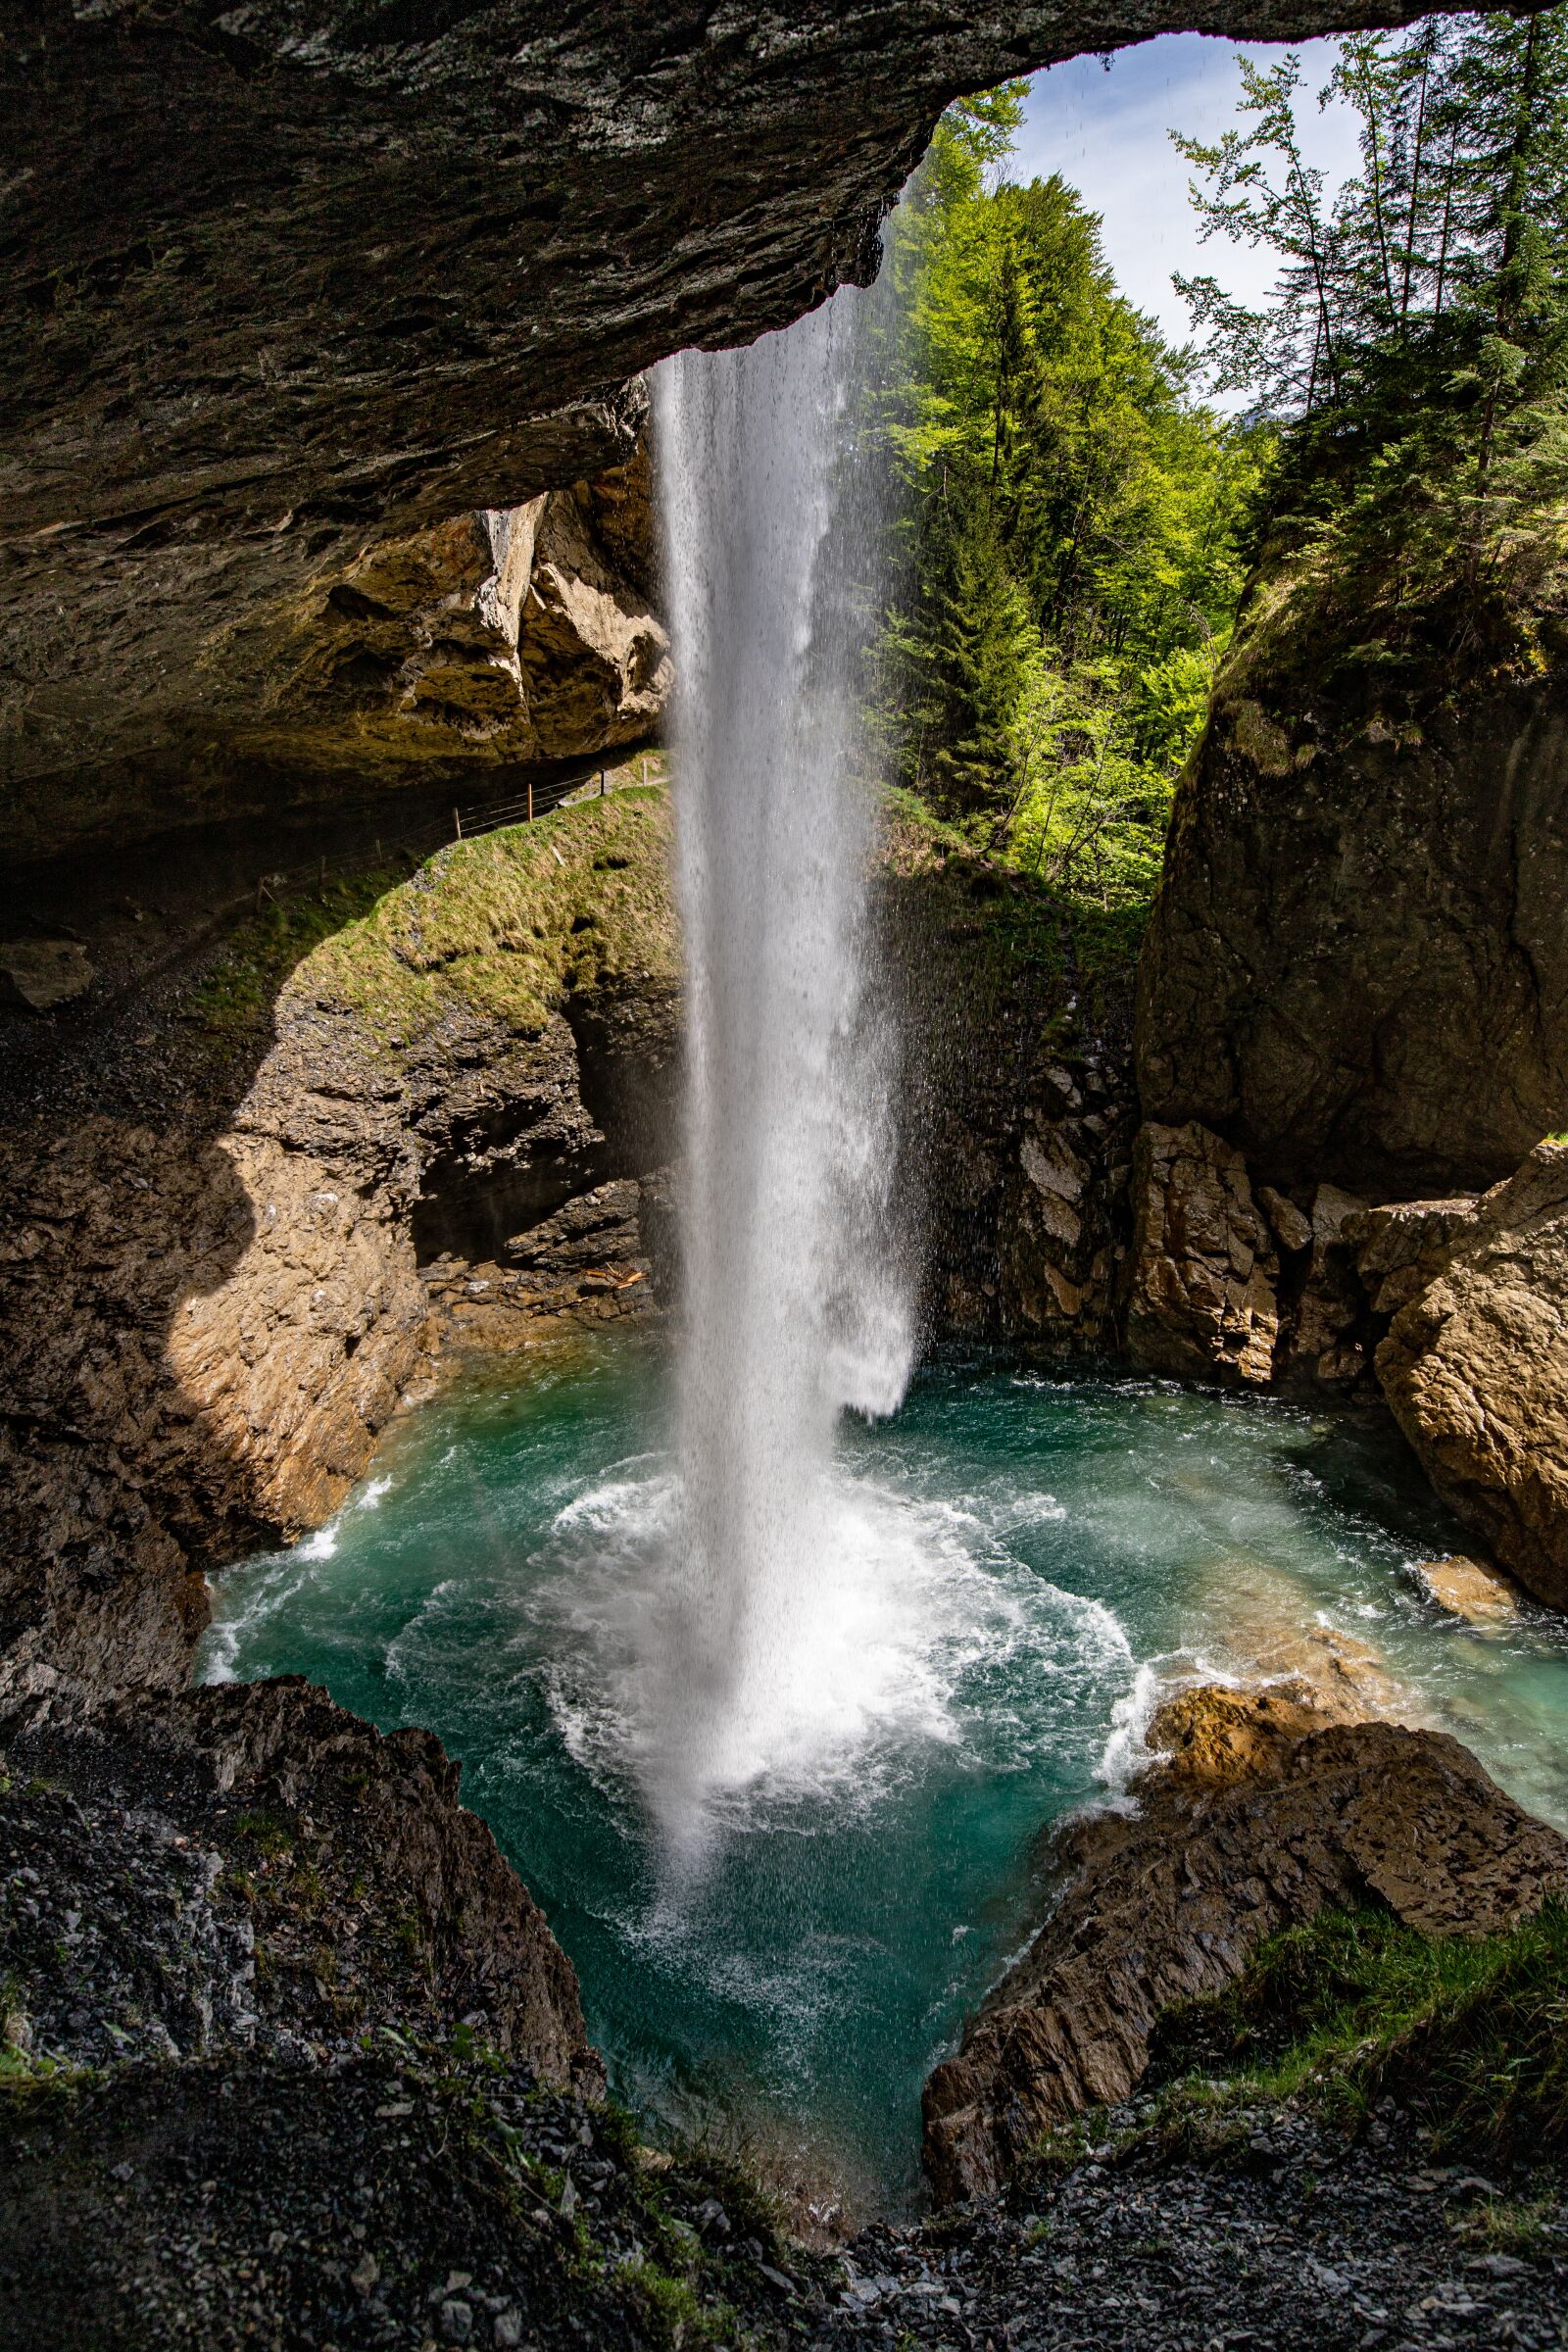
<box><xmin>1125</xmin><ymin>1119</ymin><xmax>1279</xmax><ymax>1385</ymax></box>
<box><xmin>1375</xmin><ymin>1142</ymin><xmax>1568</xmax><ymax>1613</ymax></box>
<box><xmin>922</xmin><ymin>1714</ymin><xmax>1568</xmax><ymax>2203</ymax></box>
<box><xmin>1409</xmin><ymin>1553</ymin><xmax>1527</xmax><ymax>1626</ymax></box>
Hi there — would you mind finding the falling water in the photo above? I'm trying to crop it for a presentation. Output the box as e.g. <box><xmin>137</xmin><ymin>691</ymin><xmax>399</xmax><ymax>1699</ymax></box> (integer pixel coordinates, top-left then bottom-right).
<box><xmin>647</xmin><ymin>292</ymin><xmax>914</xmax><ymax>1849</ymax></box>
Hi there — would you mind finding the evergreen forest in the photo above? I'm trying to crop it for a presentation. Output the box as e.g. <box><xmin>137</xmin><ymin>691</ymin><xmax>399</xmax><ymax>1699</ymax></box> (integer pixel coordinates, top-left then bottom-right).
<box><xmin>883</xmin><ymin>6</ymin><xmax>1568</xmax><ymax>953</ymax></box>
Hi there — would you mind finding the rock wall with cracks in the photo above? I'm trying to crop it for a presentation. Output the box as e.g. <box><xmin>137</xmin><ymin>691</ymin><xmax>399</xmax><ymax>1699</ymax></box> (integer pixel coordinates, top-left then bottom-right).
<box><xmin>4</xmin><ymin>0</ymin><xmax>1463</xmax><ymax>861</ymax></box>
<box><xmin>0</xmin><ymin>790</ymin><xmax>681</xmax><ymax>1710</ymax></box>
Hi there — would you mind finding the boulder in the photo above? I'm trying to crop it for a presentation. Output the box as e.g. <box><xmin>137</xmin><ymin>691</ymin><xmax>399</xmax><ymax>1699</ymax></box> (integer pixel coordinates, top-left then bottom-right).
<box><xmin>1409</xmin><ymin>1554</ymin><xmax>1527</xmax><ymax>1627</ymax></box>
<box><xmin>1348</xmin><ymin>1194</ymin><xmax>1481</xmax><ymax>1318</ymax></box>
<box><xmin>921</xmin><ymin>1708</ymin><xmax>1568</xmax><ymax>2204</ymax></box>
<box><xmin>1374</xmin><ymin>1143</ymin><xmax>1568</xmax><ymax>1612</ymax></box>
<box><xmin>1124</xmin><ymin>1121</ymin><xmax>1279</xmax><ymax>1385</ymax></box>
<box><xmin>0</xmin><ymin>938</ymin><xmax>93</xmax><ymax>1009</ymax></box>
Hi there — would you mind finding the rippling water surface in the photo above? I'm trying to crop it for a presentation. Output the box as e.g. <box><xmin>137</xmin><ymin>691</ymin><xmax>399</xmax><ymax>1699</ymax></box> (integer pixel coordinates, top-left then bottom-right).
<box><xmin>205</xmin><ymin>1337</ymin><xmax>1568</xmax><ymax>2212</ymax></box>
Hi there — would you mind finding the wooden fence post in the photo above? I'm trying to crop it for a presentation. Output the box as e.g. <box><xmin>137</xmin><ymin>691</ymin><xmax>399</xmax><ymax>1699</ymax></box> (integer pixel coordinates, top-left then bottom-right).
<box><xmin>453</xmin><ymin>807</ymin><xmax>463</xmax><ymax>840</ymax></box>
<box><xmin>527</xmin><ymin>779</ymin><xmax>534</xmax><ymax>824</ymax></box>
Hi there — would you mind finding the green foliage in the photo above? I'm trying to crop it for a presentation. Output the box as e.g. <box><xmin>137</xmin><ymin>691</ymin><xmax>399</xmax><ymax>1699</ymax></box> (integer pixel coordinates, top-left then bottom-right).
<box><xmin>1149</xmin><ymin>1901</ymin><xmax>1568</xmax><ymax>2160</ymax></box>
<box><xmin>875</xmin><ymin>93</ymin><xmax>1264</xmax><ymax>954</ymax></box>
<box><xmin>1178</xmin><ymin>8</ymin><xmax>1568</xmax><ymax>681</ymax></box>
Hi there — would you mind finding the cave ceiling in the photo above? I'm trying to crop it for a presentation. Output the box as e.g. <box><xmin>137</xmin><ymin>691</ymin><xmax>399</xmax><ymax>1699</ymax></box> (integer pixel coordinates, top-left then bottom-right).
<box><xmin>1</xmin><ymin>1</ymin><xmax>1465</xmax><ymax>858</ymax></box>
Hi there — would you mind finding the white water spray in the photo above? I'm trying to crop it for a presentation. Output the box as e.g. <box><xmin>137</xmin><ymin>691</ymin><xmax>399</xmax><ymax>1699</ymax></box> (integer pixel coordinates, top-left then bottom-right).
<box><xmin>645</xmin><ymin>291</ymin><xmax>914</xmax><ymax>1848</ymax></box>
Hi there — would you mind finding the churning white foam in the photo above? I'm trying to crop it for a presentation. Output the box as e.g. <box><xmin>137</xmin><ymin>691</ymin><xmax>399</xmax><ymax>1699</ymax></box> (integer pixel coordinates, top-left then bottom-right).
<box><xmin>522</xmin><ymin>1455</ymin><xmax>1135</xmax><ymax>1843</ymax></box>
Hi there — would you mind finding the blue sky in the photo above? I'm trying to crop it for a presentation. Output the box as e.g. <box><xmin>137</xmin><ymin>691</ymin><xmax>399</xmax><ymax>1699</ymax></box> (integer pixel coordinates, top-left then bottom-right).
<box><xmin>1014</xmin><ymin>33</ymin><xmax>1363</xmax><ymax>358</ymax></box>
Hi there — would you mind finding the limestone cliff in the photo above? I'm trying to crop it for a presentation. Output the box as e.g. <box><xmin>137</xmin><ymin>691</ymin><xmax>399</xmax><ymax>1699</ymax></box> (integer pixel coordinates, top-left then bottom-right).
<box><xmin>1136</xmin><ymin>645</ymin><xmax>1568</xmax><ymax>1201</ymax></box>
<box><xmin>0</xmin><ymin>790</ymin><xmax>679</xmax><ymax>1704</ymax></box>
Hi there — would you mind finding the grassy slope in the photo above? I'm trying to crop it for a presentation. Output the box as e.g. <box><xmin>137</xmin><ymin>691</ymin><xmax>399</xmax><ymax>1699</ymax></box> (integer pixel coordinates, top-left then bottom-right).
<box><xmin>1024</xmin><ymin>1902</ymin><xmax>1568</xmax><ymax>2187</ymax></box>
<box><xmin>196</xmin><ymin>787</ymin><xmax>678</xmax><ymax>1049</ymax></box>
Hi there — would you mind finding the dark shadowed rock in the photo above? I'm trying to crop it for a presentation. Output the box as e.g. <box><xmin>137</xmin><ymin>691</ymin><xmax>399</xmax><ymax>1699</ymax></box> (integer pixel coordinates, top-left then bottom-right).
<box><xmin>1137</xmin><ymin>669</ymin><xmax>1568</xmax><ymax>1198</ymax></box>
<box><xmin>1</xmin><ymin>1674</ymin><xmax>602</xmax><ymax>2090</ymax></box>
<box><xmin>922</xmin><ymin>1706</ymin><xmax>1568</xmax><ymax>2203</ymax></box>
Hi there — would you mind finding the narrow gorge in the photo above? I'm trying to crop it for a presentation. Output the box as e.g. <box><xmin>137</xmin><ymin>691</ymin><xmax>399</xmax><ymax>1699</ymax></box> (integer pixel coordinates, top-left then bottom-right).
<box><xmin>4</xmin><ymin>8</ymin><xmax>1568</xmax><ymax>2351</ymax></box>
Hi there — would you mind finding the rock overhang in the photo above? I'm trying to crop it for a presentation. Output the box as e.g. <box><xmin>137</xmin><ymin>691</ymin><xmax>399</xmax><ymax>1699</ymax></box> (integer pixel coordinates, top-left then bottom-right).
<box><xmin>2</xmin><ymin>0</ymin><xmax>1476</xmax><ymax>858</ymax></box>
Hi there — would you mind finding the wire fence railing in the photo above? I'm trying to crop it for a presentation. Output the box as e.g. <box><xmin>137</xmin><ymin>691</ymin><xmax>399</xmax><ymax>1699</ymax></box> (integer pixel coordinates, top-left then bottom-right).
<box><xmin>252</xmin><ymin>759</ymin><xmax>651</xmax><ymax>910</ymax></box>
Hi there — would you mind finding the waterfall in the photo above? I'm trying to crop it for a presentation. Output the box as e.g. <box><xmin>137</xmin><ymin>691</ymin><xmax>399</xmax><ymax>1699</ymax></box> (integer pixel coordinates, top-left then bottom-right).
<box><xmin>646</xmin><ymin>290</ymin><xmax>913</xmax><ymax>1851</ymax></box>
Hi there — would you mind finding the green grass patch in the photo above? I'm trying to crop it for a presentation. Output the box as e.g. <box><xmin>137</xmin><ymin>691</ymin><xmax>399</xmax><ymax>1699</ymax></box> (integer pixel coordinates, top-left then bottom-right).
<box><xmin>192</xmin><ymin>872</ymin><xmax>400</xmax><ymax>1029</ymax></box>
<box><xmin>1145</xmin><ymin>1900</ymin><xmax>1568</xmax><ymax>2161</ymax></box>
<box><xmin>305</xmin><ymin>789</ymin><xmax>676</xmax><ymax>1046</ymax></box>
<box><xmin>196</xmin><ymin>789</ymin><xmax>677</xmax><ymax>1053</ymax></box>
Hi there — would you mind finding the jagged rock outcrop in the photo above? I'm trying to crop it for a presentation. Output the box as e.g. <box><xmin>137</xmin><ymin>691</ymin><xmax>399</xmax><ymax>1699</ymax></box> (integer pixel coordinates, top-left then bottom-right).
<box><xmin>0</xmin><ymin>792</ymin><xmax>679</xmax><ymax>1700</ymax></box>
<box><xmin>922</xmin><ymin>1705</ymin><xmax>1568</xmax><ymax>2204</ymax></box>
<box><xmin>1137</xmin><ymin>662</ymin><xmax>1568</xmax><ymax>1199</ymax></box>
<box><xmin>1124</xmin><ymin>1120</ymin><xmax>1279</xmax><ymax>1384</ymax></box>
<box><xmin>0</xmin><ymin>1676</ymin><xmax>601</xmax><ymax>2090</ymax></box>
<box><xmin>253</xmin><ymin>447</ymin><xmax>669</xmax><ymax>787</ymax></box>
<box><xmin>998</xmin><ymin>1060</ymin><xmax>1137</xmax><ymax>1346</ymax></box>
<box><xmin>5</xmin><ymin>0</ymin><xmax>1461</xmax><ymax>864</ymax></box>
<box><xmin>1370</xmin><ymin>1143</ymin><xmax>1568</xmax><ymax>1612</ymax></box>
<box><xmin>5</xmin><ymin>446</ymin><xmax>668</xmax><ymax>860</ymax></box>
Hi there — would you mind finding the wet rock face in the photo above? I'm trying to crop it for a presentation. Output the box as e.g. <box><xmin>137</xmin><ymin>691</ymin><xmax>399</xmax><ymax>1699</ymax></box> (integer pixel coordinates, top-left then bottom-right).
<box><xmin>6</xmin><ymin>0</ymin><xmax>1451</xmax><ymax>859</ymax></box>
<box><xmin>0</xmin><ymin>1115</ymin><xmax>429</xmax><ymax>1700</ymax></box>
<box><xmin>1371</xmin><ymin>1144</ymin><xmax>1568</xmax><ymax>1612</ymax></box>
<box><xmin>1136</xmin><ymin>676</ymin><xmax>1568</xmax><ymax>1197</ymax></box>
<box><xmin>921</xmin><ymin>1710</ymin><xmax>1568</xmax><ymax>2205</ymax></box>
<box><xmin>996</xmin><ymin>1058</ymin><xmax>1138</xmax><ymax>1348</ymax></box>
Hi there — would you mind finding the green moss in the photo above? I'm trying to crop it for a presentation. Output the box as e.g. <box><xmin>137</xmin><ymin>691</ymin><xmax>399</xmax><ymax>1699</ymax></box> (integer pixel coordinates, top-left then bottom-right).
<box><xmin>622</xmin><ymin>2259</ymin><xmax>748</xmax><ymax>2350</ymax></box>
<box><xmin>297</xmin><ymin>789</ymin><xmax>676</xmax><ymax>1046</ymax></box>
<box><xmin>193</xmin><ymin>873</ymin><xmax>400</xmax><ymax>1029</ymax></box>
<box><xmin>193</xmin><ymin>788</ymin><xmax>676</xmax><ymax>1054</ymax></box>
<box><xmin>233</xmin><ymin>1810</ymin><xmax>295</xmax><ymax>1860</ymax></box>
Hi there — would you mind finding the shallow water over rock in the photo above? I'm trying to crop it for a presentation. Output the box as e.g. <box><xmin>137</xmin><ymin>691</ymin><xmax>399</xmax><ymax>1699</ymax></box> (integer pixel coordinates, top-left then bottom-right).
<box><xmin>204</xmin><ymin>1338</ymin><xmax>1568</xmax><ymax>2213</ymax></box>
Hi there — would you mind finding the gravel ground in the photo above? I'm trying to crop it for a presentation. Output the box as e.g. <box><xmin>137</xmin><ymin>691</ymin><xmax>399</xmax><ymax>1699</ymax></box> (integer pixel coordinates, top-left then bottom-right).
<box><xmin>819</xmin><ymin>2110</ymin><xmax>1568</xmax><ymax>2352</ymax></box>
<box><xmin>4</xmin><ymin>2042</ymin><xmax>1563</xmax><ymax>2352</ymax></box>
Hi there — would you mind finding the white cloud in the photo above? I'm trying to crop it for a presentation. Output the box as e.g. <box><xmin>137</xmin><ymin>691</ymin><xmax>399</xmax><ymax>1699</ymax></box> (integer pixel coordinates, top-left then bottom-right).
<box><xmin>1012</xmin><ymin>32</ymin><xmax>1363</xmax><ymax>370</ymax></box>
